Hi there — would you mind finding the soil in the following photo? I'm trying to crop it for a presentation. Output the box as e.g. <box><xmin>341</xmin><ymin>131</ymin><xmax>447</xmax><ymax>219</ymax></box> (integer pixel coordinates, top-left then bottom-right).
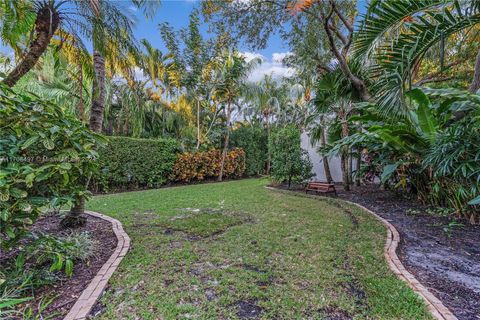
<box><xmin>0</xmin><ymin>213</ymin><xmax>117</xmax><ymax>319</ymax></box>
<box><xmin>274</xmin><ymin>183</ymin><xmax>480</xmax><ymax>320</ymax></box>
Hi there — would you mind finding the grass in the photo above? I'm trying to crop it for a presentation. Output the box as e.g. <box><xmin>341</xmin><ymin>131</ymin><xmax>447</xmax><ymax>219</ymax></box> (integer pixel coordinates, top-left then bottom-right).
<box><xmin>87</xmin><ymin>178</ymin><xmax>432</xmax><ymax>319</ymax></box>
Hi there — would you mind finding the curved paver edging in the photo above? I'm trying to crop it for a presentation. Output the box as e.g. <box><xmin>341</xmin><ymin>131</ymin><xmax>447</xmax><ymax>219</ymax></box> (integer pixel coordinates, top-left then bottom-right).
<box><xmin>264</xmin><ymin>186</ymin><xmax>457</xmax><ymax>320</ymax></box>
<box><xmin>64</xmin><ymin>210</ymin><xmax>130</xmax><ymax>320</ymax></box>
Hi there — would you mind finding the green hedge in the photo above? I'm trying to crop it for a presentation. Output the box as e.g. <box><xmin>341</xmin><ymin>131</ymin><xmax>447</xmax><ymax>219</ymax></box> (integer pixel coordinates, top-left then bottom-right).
<box><xmin>94</xmin><ymin>136</ymin><xmax>181</xmax><ymax>191</ymax></box>
<box><xmin>230</xmin><ymin>125</ymin><xmax>267</xmax><ymax>176</ymax></box>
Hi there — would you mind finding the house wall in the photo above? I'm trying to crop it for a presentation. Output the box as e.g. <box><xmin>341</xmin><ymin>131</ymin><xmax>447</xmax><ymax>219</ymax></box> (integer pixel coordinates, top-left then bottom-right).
<box><xmin>301</xmin><ymin>131</ymin><xmax>356</xmax><ymax>183</ymax></box>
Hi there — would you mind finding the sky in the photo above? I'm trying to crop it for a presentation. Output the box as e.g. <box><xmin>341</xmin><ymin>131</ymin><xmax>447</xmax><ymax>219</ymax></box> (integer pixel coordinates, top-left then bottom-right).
<box><xmin>130</xmin><ymin>0</ymin><xmax>367</xmax><ymax>82</ymax></box>
<box><xmin>130</xmin><ymin>0</ymin><xmax>292</xmax><ymax>82</ymax></box>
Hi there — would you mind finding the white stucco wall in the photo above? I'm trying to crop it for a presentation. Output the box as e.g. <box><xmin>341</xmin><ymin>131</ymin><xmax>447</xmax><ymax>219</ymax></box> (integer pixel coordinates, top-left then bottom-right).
<box><xmin>301</xmin><ymin>131</ymin><xmax>355</xmax><ymax>183</ymax></box>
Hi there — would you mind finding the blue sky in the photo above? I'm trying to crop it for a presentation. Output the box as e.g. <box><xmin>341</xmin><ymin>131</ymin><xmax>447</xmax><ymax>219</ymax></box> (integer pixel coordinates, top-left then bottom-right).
<box><xmin>132</xmin><ymin>0</ymin><xmax>287</xmax><ymax>58</ymax></box>
<box><xmin>130</xmin><ymin>0</ymin><xmax>367</xmax><ymax>81</ymax></box>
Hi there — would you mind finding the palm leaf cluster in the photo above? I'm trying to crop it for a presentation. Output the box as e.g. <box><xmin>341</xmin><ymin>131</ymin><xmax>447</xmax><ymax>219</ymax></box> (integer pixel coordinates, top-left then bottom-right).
<box><xmin>356</xmin><ymin>0</ymin><xmax>480</xmax><ymax>115</ymax></box>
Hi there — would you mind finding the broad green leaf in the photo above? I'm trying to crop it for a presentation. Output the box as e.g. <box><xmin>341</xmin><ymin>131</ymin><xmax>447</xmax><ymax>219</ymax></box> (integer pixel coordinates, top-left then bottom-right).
<box><xmin>9</xmin><ymin>187</ymin><xmax>27</xmax><ymax>198</ymax></box>
<box><xmin>468</xmin><ymin>195</ymin><xmax>480</xmax><ymax>205</ymax></box>
<box><xmin>381</xmin><ymin>163</ymin><xmax>401</xmax><ymax>184</ymax></box>
<box><xmin>43</xmin><ymin>138</ymin><xmax>55</xmax><ymax>150</ymax></box>
<box><xmin>21</xmin><ymin>136</ymin><xmax>39</xmax><ymax>149</ymax></box>
<box><xmin>65</xmin><ymin>259</ymin><xmax>74</xmax><ymax>277</ymax></box>
<box><xmin>407</xmin><ymin>88</ymin><xmax>437</xmax><ymax>138</ymax></box>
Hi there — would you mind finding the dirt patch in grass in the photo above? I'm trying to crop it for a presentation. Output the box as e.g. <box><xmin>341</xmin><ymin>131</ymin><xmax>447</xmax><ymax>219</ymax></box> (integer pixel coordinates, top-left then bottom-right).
<box><xmin>0</xmin><ymin>213</ymin><xmax>117</xmax><ymax>319</ymax></box>
<box><xmin>318</xmin><ymin>305</ymin><xmax>352</xmax><ymax>320</ymax></box>
<box><xmin>133</xmin><ymin>208</ymin><xmax>253</xmax><ymax>239</ymax></box>
<box><xmin>235</xmin><ymin>299</ymin><xmax>263</xmax><ymax>319</ymax></box>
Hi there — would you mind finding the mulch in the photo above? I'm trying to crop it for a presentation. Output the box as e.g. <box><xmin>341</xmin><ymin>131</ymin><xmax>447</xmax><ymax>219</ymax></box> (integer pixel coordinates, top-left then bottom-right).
<box><xmin>0</xmin><ymin>213</ymin><xmax>117</xmax><ymax>319</ymax></box>
<box><xmin>273</xmin><ymin>183</ymin><xmax>480</xmax><ymax>320</ymax></box>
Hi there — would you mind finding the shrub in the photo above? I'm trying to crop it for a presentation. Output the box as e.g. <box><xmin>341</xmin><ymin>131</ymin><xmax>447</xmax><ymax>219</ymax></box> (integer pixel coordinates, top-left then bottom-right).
<box><xmin>172</xmin><ymin>148</ymin><xmax>246</xmax><ymax>182</ymax></box>
<box><xmin>270</xmin><ymin>126</ymin><xmax>313</xmax><ymax>187</ymax></box>
<box><xmin>94</xmin><ymin>136</ymin><xmax>181</xmax><ymax>191</ymax></box>
<box><xmin>230</xmin><ymin>125</ymin><xmax>267</xmax><ymax>176</ymax></box>
<box><xmin>0</xmin><ymin>85</ymin><xmax>102</xmax><ymax>248</ymax></box>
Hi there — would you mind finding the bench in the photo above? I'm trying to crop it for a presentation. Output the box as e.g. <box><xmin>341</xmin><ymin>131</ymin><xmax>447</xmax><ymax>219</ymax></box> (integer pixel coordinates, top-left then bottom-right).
<box><xmin>305</xmin><ymin>181</ymin><xmax>337</xmax><ymax>196</ymax></box>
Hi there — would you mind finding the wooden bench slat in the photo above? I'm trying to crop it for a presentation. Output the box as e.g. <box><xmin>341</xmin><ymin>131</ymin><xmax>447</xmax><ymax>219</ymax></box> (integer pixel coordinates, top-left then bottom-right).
<box><xmin>305</xmin><ymin>181</ymin><xmax>337</xmax><ymax>196</ymax></box>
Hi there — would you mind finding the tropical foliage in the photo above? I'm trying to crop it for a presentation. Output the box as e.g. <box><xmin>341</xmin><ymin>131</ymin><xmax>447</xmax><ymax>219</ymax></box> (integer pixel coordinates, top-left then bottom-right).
<box><xmin>0</xmin><ymin>85</ymin><xmax>102</xmax><ymax>248</ymax></box>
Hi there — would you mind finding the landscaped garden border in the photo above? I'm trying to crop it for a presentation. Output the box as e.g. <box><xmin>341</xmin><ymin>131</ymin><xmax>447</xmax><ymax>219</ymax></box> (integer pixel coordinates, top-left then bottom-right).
<box><xmin>264</xmin><ymin>186</ymin><xmax>457</xmax><ymax>320</ymax></box>
<box><xmin>63</xmin><ymin>211</ymin><xmax>130</xmax><ymax>320</ymax></box>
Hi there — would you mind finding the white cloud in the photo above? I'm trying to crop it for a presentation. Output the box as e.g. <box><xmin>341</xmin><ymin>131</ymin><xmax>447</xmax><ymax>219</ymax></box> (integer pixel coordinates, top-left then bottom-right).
<box><xmin>241</xmin><ymin>51</ymin><xmax>296</xmax><ymax>83</ymax></box>
<box><xmin>272</xmin><ymin>52</ymin><xmax>293</xmax><ymax>63</ymax></box>
<box><xmin>240</xmin><ymin>52</ymin><xmax>265</xmax><ymax>63</ymax></box>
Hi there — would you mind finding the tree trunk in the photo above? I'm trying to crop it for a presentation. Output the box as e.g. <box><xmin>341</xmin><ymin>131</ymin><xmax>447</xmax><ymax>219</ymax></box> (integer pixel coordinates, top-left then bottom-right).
<box><xmin>2</xmin><ymin>3</ymin><xmax>60</xmax><ymax>87</ymax></box>
<box><xmin>347</xmin><ymin>151</ymin><xmax>353</xmax><ymax>186</ymax></box>
<box><xmin>341</xmin><ymin>151</ymin><xmax>350</xmax><ymax>191</ymax></box>
<box><xmin>77</xmin><ymin>57</ymin><xmax>85</xmax><ymax>121</ymax></box>
<box><xmin>196</xmin><ymin>99</ymin><xmax>201</xmax><ymax>149</ymax></box>
<box><xmin>89</xmin><ymin>50</ymin><xmax>106</xmax><ymax>133</ymax></box>
<box><xmin>339</xmin><ymin>109</ymin><xmax>351</xmax><ymax>191</ymax></box>
<box><xmin>355</xmin><ymin>151</ymin><xmax>361</xmax><ymax>187</ymax></box>
<box><xmin>64</xmin><ymin>0</ymin><xmax>103</xmax><ymax>228</ymax></box>
<box><xmin>61</xmin><ymin>196</ymin><xmax>87</xmax><ymax>228</ymax></box>
<box><xmin>469</xmin><ymin>48</ymin><xmax>480</xmax><ymax>93</ymax></box>
<box><xmin>320</xmin><ymin>128</ymin><xmax>333</xmax><ymax>183</ymax></box>
<box><xmin>218</xmin><ymin>102</ymin><xmax>231</xmax><ymax>182</ymax></box>
<box><xmin>266</xmin><ymin>119</ymin><xmax>271</xmax><ymax>174</ymax></box>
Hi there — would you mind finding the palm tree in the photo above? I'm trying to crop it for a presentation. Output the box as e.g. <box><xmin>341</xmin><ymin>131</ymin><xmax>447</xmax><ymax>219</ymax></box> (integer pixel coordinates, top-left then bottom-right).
<box><xmin>1</xmin><ymin>0</ymin><xmax>60</xmax><ymax>87</ymax></box>
<box><xmin>212</xmin><ymin>50</ymin><xmax>261</xmax><ymax>181</ymax></box>
<box><xmin>311</xmin><ymin>63</ymin><xmax>367</xmax><ymax>191</ymax></box>
<box><xmin>355</xmin><ymin>0</ymin><xmax>480</xmax><ymax>115</ymax></box>
<box><xmin>243</xmin><ymin>75</ymin><xmax>284</xmax><ymax>174</ymax></box>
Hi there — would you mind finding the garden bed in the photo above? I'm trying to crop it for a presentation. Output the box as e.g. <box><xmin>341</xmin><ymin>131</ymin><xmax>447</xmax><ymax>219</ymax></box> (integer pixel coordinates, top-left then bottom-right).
<box><xmin>0</xmin><ymin>213</ymin><xmax>117</xmax><ymax>319</ymax></box>
<box><xmin>275</xmin><ymin>183</ymin><xmax>480</xmax><ymax>319</ymax></box>
<box><xmin>337</xmin><ymin>185</ymin><xmax>480</xmax><ymax>320</ymax></box>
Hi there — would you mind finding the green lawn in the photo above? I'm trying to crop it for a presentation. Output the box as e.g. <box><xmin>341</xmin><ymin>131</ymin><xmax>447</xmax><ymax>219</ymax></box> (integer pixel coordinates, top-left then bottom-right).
<box><xmin>87</xmin><ymin>179</ymin><xmax>431</xmax><ymax>319</ymax></box>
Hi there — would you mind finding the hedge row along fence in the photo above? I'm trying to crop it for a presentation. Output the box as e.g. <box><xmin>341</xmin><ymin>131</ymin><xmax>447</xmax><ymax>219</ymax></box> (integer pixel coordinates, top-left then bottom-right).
<box><xmin>93</xmin><ymin>136</ymin><xmax>246</xmax><ymax>192</ymax></box>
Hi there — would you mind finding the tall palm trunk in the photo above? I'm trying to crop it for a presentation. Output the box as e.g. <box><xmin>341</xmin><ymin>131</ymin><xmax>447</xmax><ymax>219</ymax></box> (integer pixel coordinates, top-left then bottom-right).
<box><xmin>218</xmin><ymin>101</ymin><xmax>231</xmax><ymax>182</ymax></box>
<box><xmin>340</xmin><ymin>151</ymin><xmax>350</xmax><ymax>191</ymax></box>
<box><xmin>355</xmin><ymin>151</ymin><xmax>361</xmax><ymax>187</ymax></box>
<box><xmin>77</xmin><ymin>56</ymin><xmax>85</xmax><ymax>121</ymax></box>
<box><xmin>469</xmin><ymin>48</ymin><xmax>480</xmax><ymax>93</ymax></box>
<box><xmin>2</xmin><ymin>3</ymin><xmax>59</xmax><ymax>87</ymax></box>
<box><xmin>63</xmin><ymin>0</ymin><xmax>104</xmax><ymax>228</ymax></box>
<box><xmin>266</xmin><ymin>117</ymin><xmax>271</xmax><ymax>174</ymax></box>
<box><xmin>89</xmin><ymin>50</ymin><xmax>106</xmax><ymax>132</ymax></box>
<box><xmin>320</xmin><ymin>128</ymin><xmax>333</xmax><ymax>183</ymax></box>
<box><xmin>348</xmin><ymin>151</ymin><xmax>353</xmax><ymax>185</ymax></box>
<box><xmin>339</xmin><ymin>109</ymin><xmax>350</xmax><ymax>191</ymax></box>
<box><xmin>196</xmin><ymin>99</ymin><xmax>201</xmax><ymax>149</ymax></box>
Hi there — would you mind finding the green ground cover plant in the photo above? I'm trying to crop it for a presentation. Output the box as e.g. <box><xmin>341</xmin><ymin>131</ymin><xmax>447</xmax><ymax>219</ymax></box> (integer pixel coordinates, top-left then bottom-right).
<box><xmin>88</xmin><ymin>179</ymin><xmax>431</xmax><ymax>319</ymax></box>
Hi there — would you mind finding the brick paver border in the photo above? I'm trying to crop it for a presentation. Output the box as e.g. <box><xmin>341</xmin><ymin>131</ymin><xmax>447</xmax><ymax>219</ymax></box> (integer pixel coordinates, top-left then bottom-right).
<box><xmin>265</xmin><ymin>186</ymin><xmax>457</xmax><ymax>320</ymax></box>
<box><xmin>64</xmin><ymin>211</ymin><xmax>130</xmax><ymax>320</ymax></box>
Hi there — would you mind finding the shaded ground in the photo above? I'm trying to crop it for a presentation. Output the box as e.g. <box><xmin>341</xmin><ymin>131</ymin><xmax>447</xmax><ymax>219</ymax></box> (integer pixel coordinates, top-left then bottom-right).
<box><xmin>278</xmin><ymin>182</ymin><xmax>479</xmax><ymax>319</ymax></box>
<box><xmin>0</xmin><ymin>213</ymin><xmax>117</xmax><ymax>319</ymax></box>
<box><xmin>336</xmin><ymin>185</ymin><xmax>480</xmax><ymax>320</ymax></box>
<box><xmin>87</xmin><ymin>179</ymin><xmax>432</xmax><ymax>319</ymax></box>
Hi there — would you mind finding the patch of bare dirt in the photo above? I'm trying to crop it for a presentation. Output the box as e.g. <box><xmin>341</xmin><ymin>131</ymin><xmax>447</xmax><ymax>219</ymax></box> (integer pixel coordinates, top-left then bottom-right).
<box><xmin>236</xmin><ymin>299</ymin><xmax>263</xmax><ymax>319</ymax></box>
<box><xmin>335</xmin><ymin>185</ymin><xmax>480</xmax><ymax>320</ymax></box>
